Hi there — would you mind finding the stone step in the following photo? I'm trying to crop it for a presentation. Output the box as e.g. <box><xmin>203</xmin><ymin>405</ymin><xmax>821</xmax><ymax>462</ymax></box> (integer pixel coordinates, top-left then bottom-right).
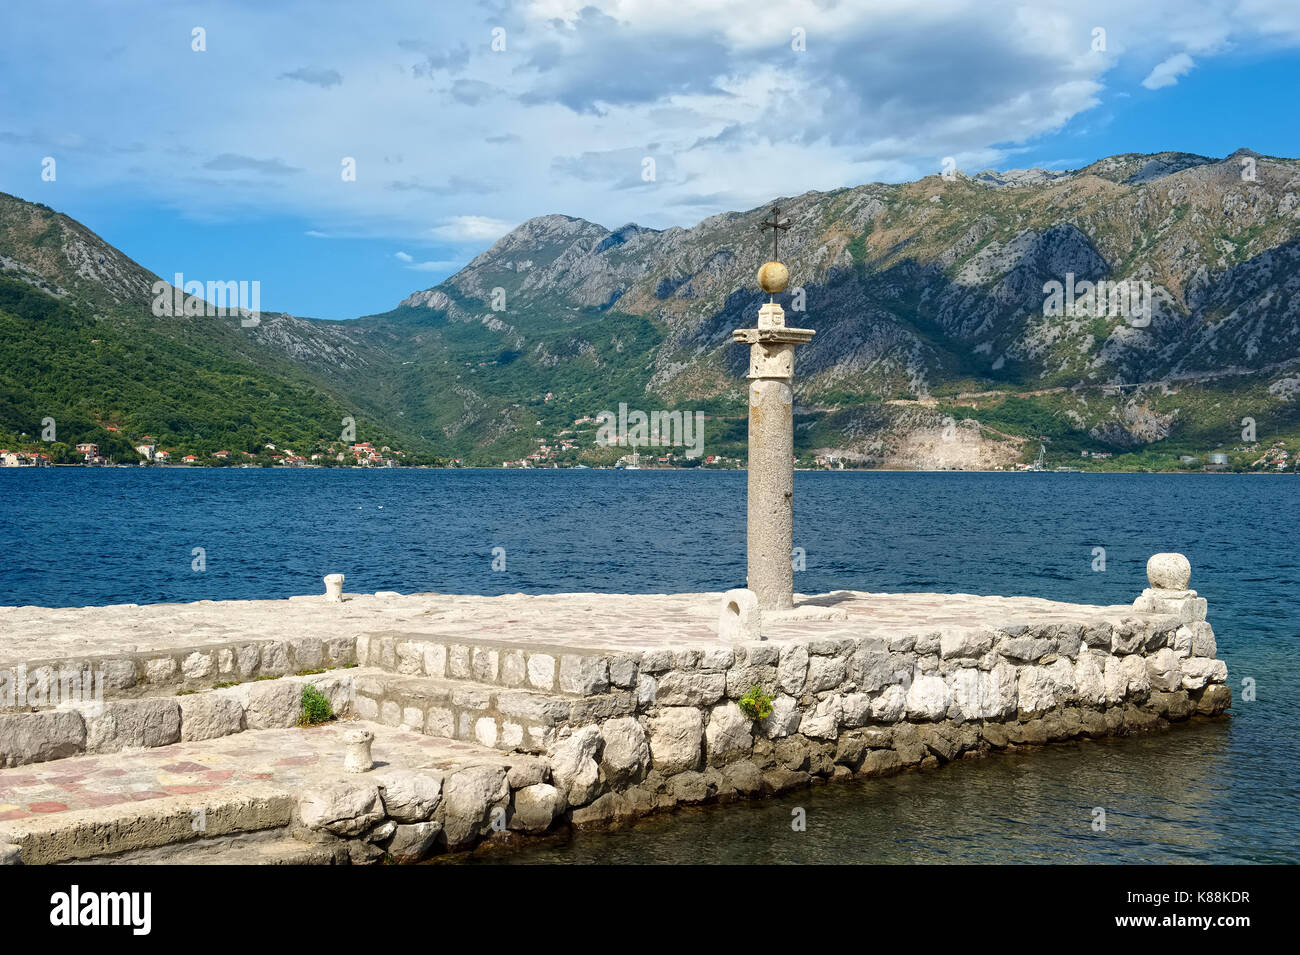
<box><xmin>0</xmin><ymin>634</ymin><xmax>358</xmax><ymax>709</ymax></box>
<box><xmin>352</xmin><ymin>671</ymin><xmax>637</xmax><ymax>753</ymax></box>
<box><xmin>0</xmin><ymin>783</ymin><xmax>294</xmax><ymax>865</ymax></box>
<box><xmin>0</xmin><ymin>671</ymin><xmax>357</xmax><ymax>769</ymax></box>
<box><xmin>357</xmin><ymin>632</ymin><xmax>640</xmax><ymax>699</ymax></box>
<box><xmin>72</xmin><ymin>828</ymin><xmax>349</xmax><ymax>865</ymax></box>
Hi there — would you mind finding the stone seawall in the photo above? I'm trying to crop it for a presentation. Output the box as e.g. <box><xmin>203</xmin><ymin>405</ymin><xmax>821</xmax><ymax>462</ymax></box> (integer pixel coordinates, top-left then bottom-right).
<box><xmin>0</xmin><ymin>574</ymin><xmax>1232</xmax><ymax>864</ymax></box>
<box><xmin>343</xmin><ymin>609</ymin><xmax>1229</xmax><ymax>837</ymax></box>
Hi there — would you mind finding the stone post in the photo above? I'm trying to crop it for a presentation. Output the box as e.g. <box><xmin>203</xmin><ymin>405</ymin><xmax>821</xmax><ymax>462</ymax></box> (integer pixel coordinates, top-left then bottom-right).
<box><xmin>344</xmin><ymin>728</ymin><xmax>374</xmax><ymax>773</ymax></box>
<box><xmin>323</xmin><ymin>573</ymin><xmax>344</xmax><ymax>603</ymax></box>
<box><xmin>733</xmin><ymin>284</ymin><xmax>813</xmax><ymax>610</ymax></box>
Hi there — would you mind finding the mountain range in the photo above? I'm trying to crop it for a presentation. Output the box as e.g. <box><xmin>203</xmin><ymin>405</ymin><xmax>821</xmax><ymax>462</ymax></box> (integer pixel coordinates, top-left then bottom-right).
<box><xmin>3</xmin><ymin>147</ymin><xmax>1299</xmax><ymax>470</ymax></box>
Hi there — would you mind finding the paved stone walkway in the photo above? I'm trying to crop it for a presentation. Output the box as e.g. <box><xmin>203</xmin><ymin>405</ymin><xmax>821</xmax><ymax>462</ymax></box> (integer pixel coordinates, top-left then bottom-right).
<box><xmin>0</xmin><ymin>589</ymin><xmax>1134</xmax><ymax>665</ymax></box>
<box><xmin>0</xmin><ymin>720</ymin><xmax>505</xmax><ymax>822</ymax></box>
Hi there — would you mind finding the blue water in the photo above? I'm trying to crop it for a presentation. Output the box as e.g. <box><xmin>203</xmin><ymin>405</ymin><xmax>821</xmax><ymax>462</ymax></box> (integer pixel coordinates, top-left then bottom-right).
<box><xmin>0</xmin><ymin>468</ymin><xmax>1295</xmax><ymax>862</ymax></box>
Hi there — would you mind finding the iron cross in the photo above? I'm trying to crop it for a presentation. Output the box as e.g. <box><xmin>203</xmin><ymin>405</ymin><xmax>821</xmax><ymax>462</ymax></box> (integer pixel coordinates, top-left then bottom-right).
<box><xmin>759</xmin><ymin>205</ymin><xmax>790</xmax><ymax>260</ymax></box>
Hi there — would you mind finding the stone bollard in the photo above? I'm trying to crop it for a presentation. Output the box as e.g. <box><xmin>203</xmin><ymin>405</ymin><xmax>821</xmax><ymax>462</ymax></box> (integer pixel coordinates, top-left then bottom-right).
<box><xmin>718</xmin><ymin>588</ymin><xmax>763</xmax><ymax>641</ymax></box>
<box><xmin>343</xmin><ymin>728</ymin><xmax>374</xmax><ymax>773</ymax></box>
<box><xmin>323</xmin><ymin>573</ymin><xmax>345</xmax><ymax>603</ymax></box>
<box><xmin>1132</xmin><ymin>552</ymin><xmax>1207</xmax><ymax>622</ymax></box>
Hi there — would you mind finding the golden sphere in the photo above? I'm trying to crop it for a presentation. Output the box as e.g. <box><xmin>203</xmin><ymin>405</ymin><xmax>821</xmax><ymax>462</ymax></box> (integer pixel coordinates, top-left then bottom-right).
<box><xmin>757</xmin><ymin>260</ymin><xmax>789</xmax><ymax>294</ymax></box>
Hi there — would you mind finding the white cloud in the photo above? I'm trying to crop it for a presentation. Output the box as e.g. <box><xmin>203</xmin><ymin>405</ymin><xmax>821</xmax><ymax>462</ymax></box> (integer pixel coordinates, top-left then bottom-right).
<box><xmin>431</xmin><ymin>216</ymin><xmax>516</xmax><ymax>242</ymax></box>
<box><xmin>3</xmin><ymin>0</ymin><xmax>1299</xmax><ymax>249</ymax></box>
<box><xmin>394</xmin><ymin>251</ymin><xmax>413</xmax><ymax>262</ymax></box>
<box><xmin>1142</xmin><ymin>52</ymin><xmax>1196</xmax><ymax>89</ymax></box>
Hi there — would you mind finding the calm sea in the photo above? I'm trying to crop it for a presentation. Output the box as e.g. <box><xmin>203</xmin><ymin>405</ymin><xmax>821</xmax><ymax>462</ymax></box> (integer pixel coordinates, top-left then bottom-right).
<box><xmin>0</xmin><ymin>468</ymin><xmax>1295</xmax><ymax>863</ymax></box>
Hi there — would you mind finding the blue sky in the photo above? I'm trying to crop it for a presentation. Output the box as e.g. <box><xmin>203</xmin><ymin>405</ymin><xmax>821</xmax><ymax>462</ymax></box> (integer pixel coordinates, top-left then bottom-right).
<box><xmin>3</xmin><ymin>0</ymin><xmax>1299</xmax><ymax>319</ymax></box>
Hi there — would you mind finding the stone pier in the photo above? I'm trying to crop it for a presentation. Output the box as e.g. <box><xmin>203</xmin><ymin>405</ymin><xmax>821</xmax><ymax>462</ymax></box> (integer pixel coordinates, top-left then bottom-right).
<box><xmin>0</xmin><ymin>557</ymin><xmax>1230</xmax><ymax>865</ymax></box>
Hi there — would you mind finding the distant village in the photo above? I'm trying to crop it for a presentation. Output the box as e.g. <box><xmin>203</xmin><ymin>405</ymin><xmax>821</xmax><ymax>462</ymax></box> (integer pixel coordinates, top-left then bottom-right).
<box><xmin>1</xmin><ymin>427</ymin><xmax>415</xmax><ymax>468</ymax></box>
<box><xmin>1</xmin><ymin>417</ymin><xmax>1295</xmax><ymax>473</ymax></box>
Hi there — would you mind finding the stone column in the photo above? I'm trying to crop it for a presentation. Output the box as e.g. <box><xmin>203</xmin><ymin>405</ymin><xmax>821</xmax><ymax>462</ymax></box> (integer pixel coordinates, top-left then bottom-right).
<box><xmin>733</xmin><ymin>301</ymin><xmax>813</xmax><ymax>610</ymax></box>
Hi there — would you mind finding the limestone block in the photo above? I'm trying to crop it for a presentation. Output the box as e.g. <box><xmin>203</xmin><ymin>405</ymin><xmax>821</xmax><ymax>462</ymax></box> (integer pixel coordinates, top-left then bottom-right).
<box><xmin>1073</xmin><ymin>652</ymin><xmax>1107</xmax><ymax>707</ymax></box>
<box><xmin>387</xmin><ymin>821</ymin><xmax>441</xmax><ymax>863</ymax></box>
<box><xmin>550</xmin><ymin>725</ymin><xmax>603</xmax><ymax>807</ymax></box>
<box><xmin>377</xmin><ymin>772</ymin><xmax>442</xmax><ymax>823</ymax></box>
<box><xmin>181</xmin><ymin>651</ymin><xmax>214</xmax><ymax>681</ymax></box>
<box><xmin>1017</xmin><ymin>659</ymin><xmax>1076</xmax><ymax>716</ymax></box>
<box><xmin>1192</xmin><ymin>623</ymin><xmax>1218</xmax><ymax>658</ymax></box>
<box><xmin>236</xmin><ymin>644</ymin><xmax>261</xmax><ymax>677</ymax></box>
<box><xmin>559</xmin><ymin>655</ymin><xmax>609</xmax><ymax>695</ymax></box>
<box><xmin>871</xmin><ymin>685</ymin><xmax>906</xmax><ymax>722</ymax></box>
<box><xmin>395</xmin><ymin>642</ymin><xmax>424</xmax><ymax>675</ymax></box>
<box><xmin>510</xmin><ymin>783</ymin><xmax>559</xmax><ymax>832</ymax></box>
<box><xmin>905</xmin><ymin>673</ymin><xmax>950</xmax><ymax>721</ymax></box>
<box><xmin>447</xmin><ymin>645</ymin><xmax>472</xmax><ymax>679</ymax></box>
<box><xmin>996</xmin><ymin>634</ymin><xmax>1057</xmax><ymax>663</ymax></box>
<box><xmin>599</xmin><ymin>716</ymin><xmax>650</xmax><ymax>785</ymax></box>
<box><xmin>777</xmin><ymin>644</ymin><xmax>808</xmax><ymax>695</ymax></box>
<box><xmin>96</xmin><ymin>658</ymin><xmax>138</xmax><ymax>694</ymax></box>
<box><xmin>655</xmin><ymin>670</ymin><xmax>725</xmax><ymax>706</ymax></box>
<box><xmin>639</xmin><ymin>648</ymin><xmax>674</xmax><ymax>674</ymax></box>
<box><xmin>647</xmin><ymin>706</ymin><xmax>704</xmax><ymax>774</ymax></box>
<box><xmin>940</xmin><ymin>627</ymin><xmax>995</xmax><ymax>660</ymax></box>
<box><xmin>759</xmin><ymin>695</ymin><xmax>801</xmax><ymax>738</ymax></box>
<box><xmin>233</xmin><ymin>678</ymin><xmax>302</xmax><ymax>729</ymax></box>
<box><xmin>839</xmin><ymin>692</ymin><xmax>872</xmax><ymax>728</ymax></box>
<box><xmin>705</xmin><ymin>701</ymin><xmax>754</xmax><ymax>762</ymax></box>
<box><xmin>1180</xmin><ymin>658</ymin><xmax>1228</xmax><ymax>690</ymax></box>
<box><xmin>527</xmin><ymin>653</ymin><xmax>556</xmax><ymax>689</ymax></box>
<box><xmin>145</xmin><ymin>657</ymin><xmax>178</xmax><ymax>683</ymax></box>
<box><xmin>805</xmin><ymin>655</ymin><xmax>847</xmax><ymax>693</ymax></box>
<box><xmin>1120</xmin><ymin>654</ymin><xmax>1150</xmax><ymax>696</ymax></box>
<box><xmin>474</xmin><ymin>717</ymin><xmax>498</xmax><ymax>747</ymax></box>
<box><xmin>500</xmin><ymin>650</ymin><xmax>527</xmax><ymax>687</ymax></box>
<box><xmin>298</xmin><ymin>783</ymin><xmax>384</xmax><ymax>836</ymax></box>
<box><xmin>799</xmin><ymin>696</ymin><xmax>842</xmax><ymax>739</ymax></box>
<box><xmin>179</xmin><ymin>692</ymin><xmax>245</xmax><ymax>741</ymax></box>
<box><xmin>701</xmin><ymin>647</ymin><xmax>736</xmax><ymax>670</ymax></box>
<box><xmin>421</xmin><ymin>643</ymin><xmax>447</xmax><ymax>678</ymax></box>
<box><xmin>425</xmin><ymin>707</ymin><xmax>454</xmax><ymax>737</ymax></box>
<box><xmin>441</xmin><ymin>765</ymin><xmax>509</xmax><ymax>848</ymax></box>
<box><xmin>1146</xmin><ymin>648</ymin><xmax>1183</xmax><ymax>692</ymax></box>
<box><xmin>79</xmin><ymin>698</ymin><xmax>181</xmax><ymax>753</ymax></box>
<box><xmin>0</xmin><ymin>710</ymin><xmax>85</xmax><ymax>767</ymax></box>
<box><xmin>1147</xmin><ymin>552</ymin><xmax>1191</xmax><ymax>590</ymax></box>
<box><xmin>472</xmin><ymin>648</ymin><xmax>499</xmax><ymax>682</ymax></box>
<box><xmin>851</xmin><ymin>648</ymin><xmax>903</xmax><ymax>693</ymax></box>
<box><xmin>289</xmin><ymin>638</ymin><xmax>324</xmax><ymax>671</ymax></box>
<box><xmin>636</xmin><ymin>673</ymin><xmax>657</xmax><ymax>707</ymax></box>
<box><xmin>608</xmin><ymin>655</ymin><xmax>639</xmax><ymax>689</ymax></box>
<box><xmin>718</xmin><ymin>589</ymin><xmax>762</xmax><ymax>641</ymax></box>
<box><xmin>726</xmin><ymin>664</ymin><xmax>777</xmax><ymax>699</ymax></box>
<box><xmin>260</xmin><ymin>642</ymin><xmax>291</xmax><ymax>676</ymax></box>
<box><xmin>1196</xmin><ymin>684</ymin><xmax>1232</xmax><ymax>716</ymax></box>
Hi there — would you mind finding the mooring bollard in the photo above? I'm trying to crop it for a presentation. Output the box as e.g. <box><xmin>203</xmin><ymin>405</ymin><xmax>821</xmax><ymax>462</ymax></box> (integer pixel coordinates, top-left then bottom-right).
<box><xmin>323</xmin><ymin>573</ymin><xmax>344</xmax><ymax>602</ymax></box>
<box><xmin>718</xmin><ymin>588</ymin><xmax>763</xmax><ymax>641</ymax></box>
<box><xmin>344</xmin><ymin>728</ymin><xmax>374</xmax><ymax>773</ymax></box>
